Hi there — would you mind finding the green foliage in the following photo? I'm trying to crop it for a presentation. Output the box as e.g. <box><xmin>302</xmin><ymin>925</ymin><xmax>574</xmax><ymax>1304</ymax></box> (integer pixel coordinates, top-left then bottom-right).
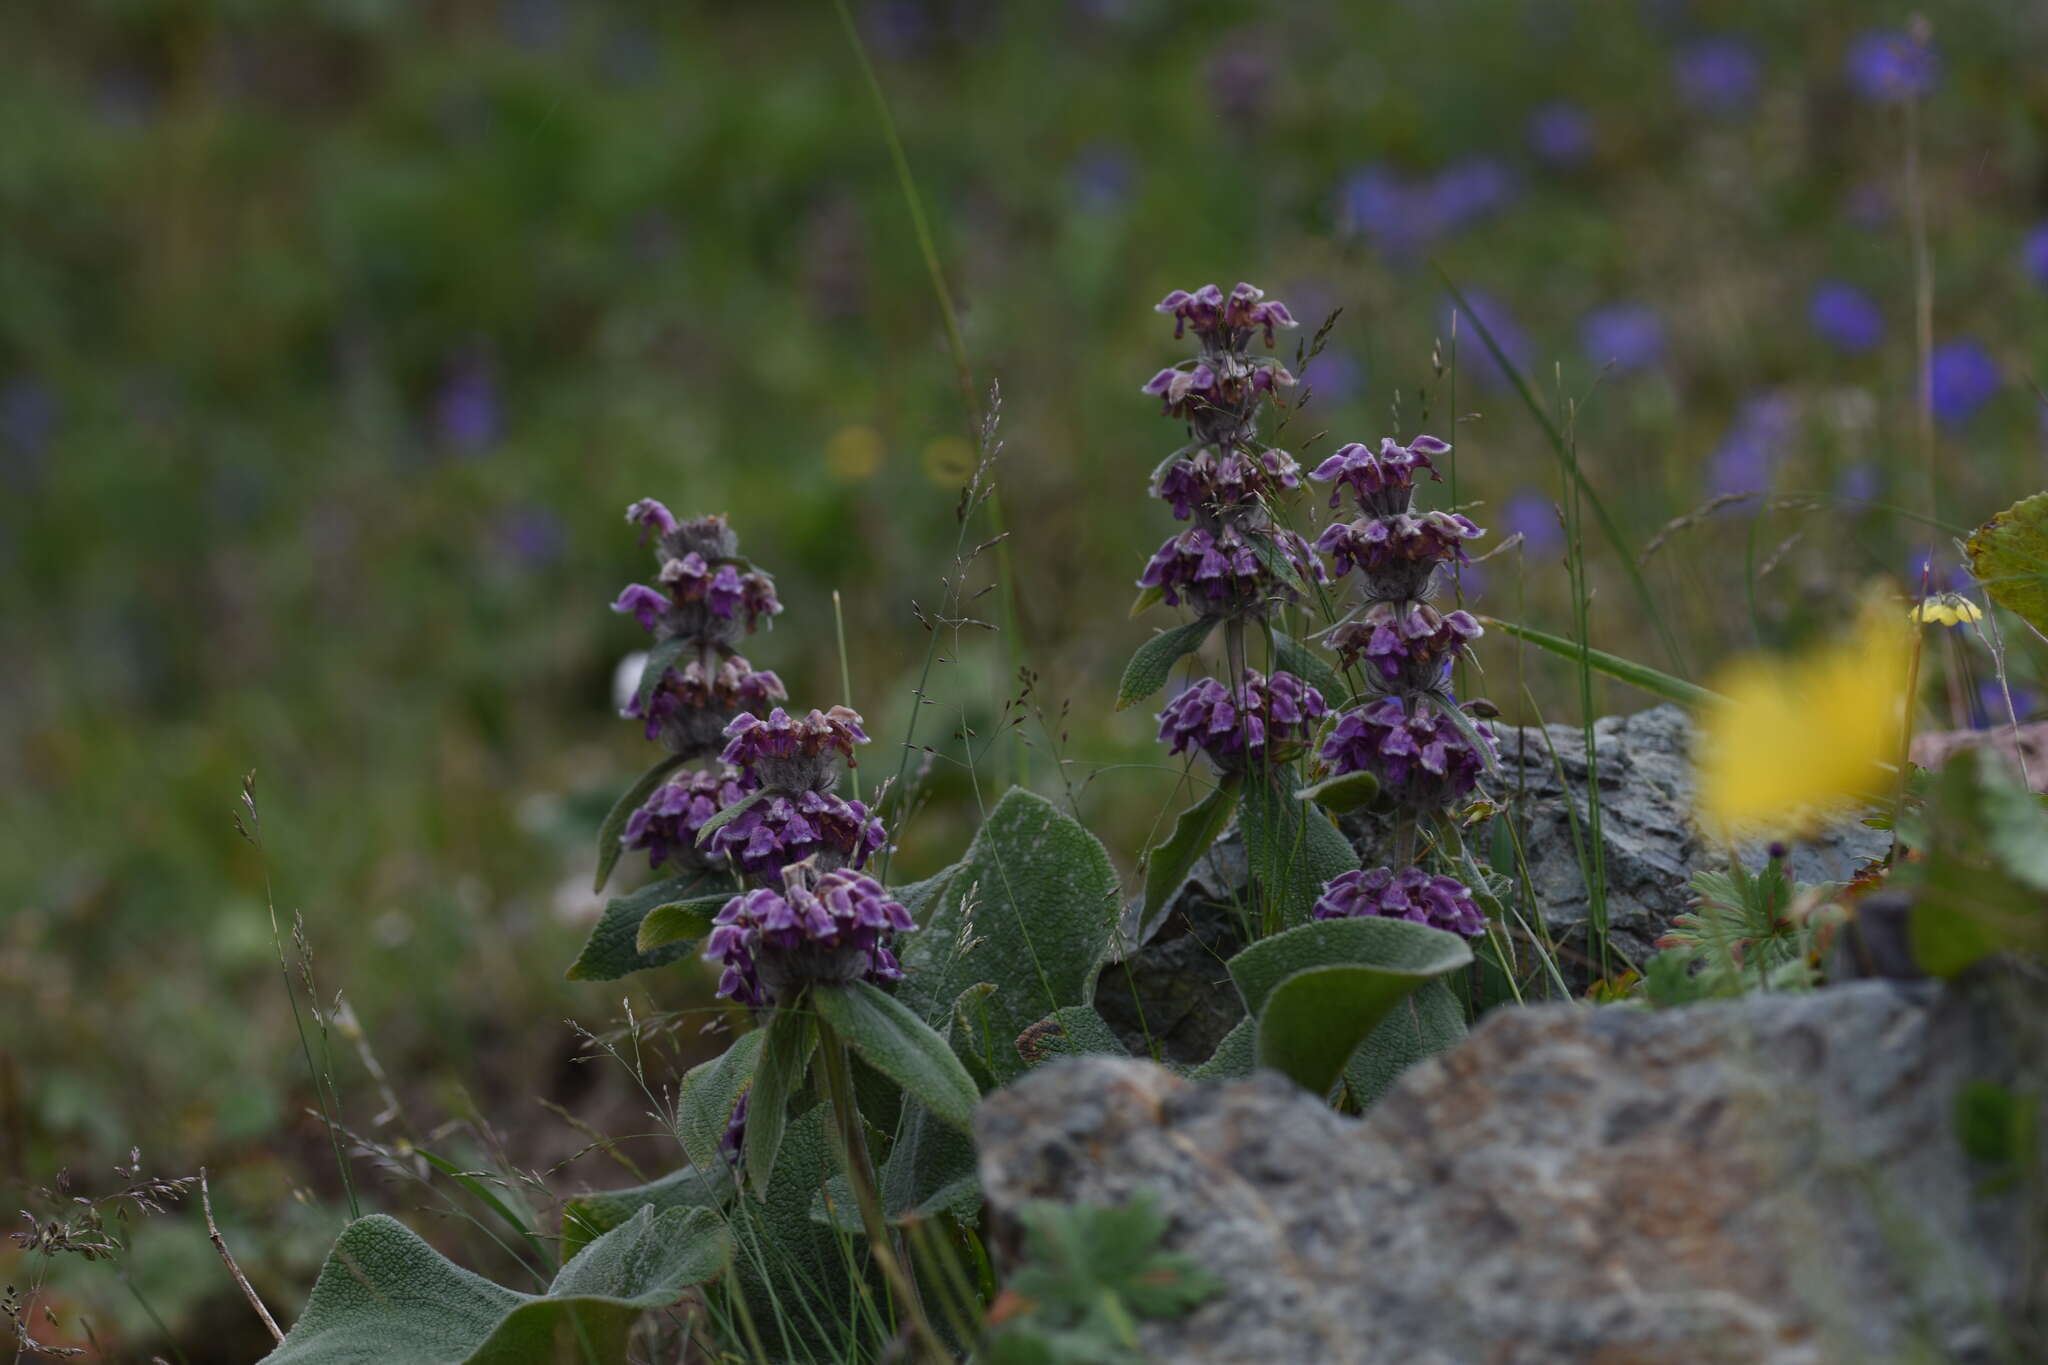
<box><xmin>1228</xmin><ymin>916</ymin><xmax>1472</xmax><ymax>1098</ymax></box>
<box><xmin>559</xmin><ymin>1164</ymin><xmax>733</xmax><ymax>1263</ymax></box>
<box><xmin>261</xmin><ymin>1206</ymin><xmax>728</xmax><ymax>1365</ymax></box>
<box><xmin>982</xmin><ymin>1195</ymin><xmax>1221</xmax><ymax>1365</ymax></box>
<box><xmin>743</xmin><ymin>1008</ymin><xmax>817</xmax><ymax>1199</ymax></box>
<box><xmin>566</xmin><ymin>871</ymin><xmax>730</xmax><ymax>981</ymax></box>
<box><xmin>1293</xmin><ymin>769</ymin><xmax>1380</xmax><ymax>815</ymax></box>
<box><xmin>1115</xmin><ymin>617</ymin><xmax>1218</xmax><ymax>710</ymax></box>
<box><xmin>1187</xmin><ymin>1018</ymin><xmax>1255</xmax><ymax>1081</ymax></box>
<box><xmin>591</xmin><ymin>755</ymin><xmax>687</xmax><ymax>894</ymax></box>
<box><xmin>880</xmin><ymin>1098</ymin><xmax>982</xmax><ymax>1225</ymax></box>
<box><xmin>1236</xmin><ymin>770</ymin><xmax>1361</xmax><ymax>930</ymax></box>
<box><xmin>813</xmin><ymin>980</ymin><xmax>983</xmax><ymax>1133</ymax></box>
<box><xmin>633</xmin><ymin>892</ymin><xmax>727</xmax><ymax>954</ymax></box>
<box><xmin>677</xmin><ymin>1027</ymin><xmax>764</xmax><ymax>1170</ymax></box>
<box><xmin>1900</xmin><ymin>749</ymin><xmax>2048</xmax><ymax>978</ymax></box>
<box><xmin>1479</xmin><ymin>616</ymin><xmax>1719</xmax><ymax>709</ymax></box>
<box><xmin>1339</xmin><ymin>980</ymin><xmax>1467</xmax><ymax>1110</ymax></box>
<box><xmin>1271</xmin><ymin>632</ymin><xmax>1342</xmax><ymax>708</ymax></box>
<box><xmin>1139</xmin><ymin>777</ymin><xmax>1240</xmax><ymax>927</ymax></box>
<box><xmin>1955</xmin><ymin>1081</ymin><xmax>2040</xmax><ymax>1194</ymax></box>
<box><xmin>898</xmin><ymin>788</ymin><xmax>1122</xmax><ymax>1085</ymax></box>
<box><xmin>1641</xmin><ymin>859</ymin><xmax>1829</xmax><ymax>1005</ymax></box>
<box><xmin>1965</xmin><ymin>492</ymin><xmax>2048</xmax><ymax>636</ymax></box>
<box><xmin>1014</xmin><ymin>1006</ymin><xmax>1126</xmax><ymax>1068</ymax></box>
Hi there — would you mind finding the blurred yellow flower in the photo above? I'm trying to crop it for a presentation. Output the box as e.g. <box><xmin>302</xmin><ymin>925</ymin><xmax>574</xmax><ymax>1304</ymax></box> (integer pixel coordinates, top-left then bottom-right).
<box><xmin>921</xmin><ymin>435</ymin><xmax>977</xmax><ymax>486</ymax></box>
<box><xmin>1908</xmin><ymin>593</ymin><xmax>1982</xmax><ymax>628</ymax></box>
<box><xmin>825</xmin><ymin>424</ymin><xmax>885</xmax><ymax>481</ymax></box>
<box><xmin>1695</xmin><ymin>593</ymin><xmax>1912</xmax><ymax>835</ymax></box>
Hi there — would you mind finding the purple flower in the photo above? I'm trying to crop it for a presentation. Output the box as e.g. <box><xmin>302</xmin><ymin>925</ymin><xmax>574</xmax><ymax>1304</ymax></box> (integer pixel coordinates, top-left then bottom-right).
<box><xmin>1846</xmin><ymin>29</ymin><xmax>1939</xmax><ymax>103</ymax></box>
<box><xmin>1326</xmin><ymin>601</ymin><xmax>1482</xmax><ymax>690</ymax></box>
<box><xmin>1070</xmin><ymin>143</ymin><xmax>1135</xmax><ymax>212</ymax></box>
<box><xmin>627</xmin><ymin>497</ymin><xmax>679</xmax><ymax>541</ymax></box>
<box><xmin>1674</xmin><ymin>37</ymin><xmax>1761</xmax><ymax>115</ymax></box>
<box><xmin>623</xmin><ymin>764</ymin><xmax>757</xmax><ymax>872</ymax></box>
<box><xmin>1338</xmin><ymin>162</ymin><xmax>1519</xmax><ymax>258</ymax></box>
<box><xmin>435</xmin><ymin>350</ymin><xmax>500</xmax><ymax>454</ymax></box>
<box><xmin>1808</xmin><ymin>282</ymin><xmax>1884</xmax><ymax>354</ymax></box>
<box><xmin>1154</xmin><ymin>448</ymin><xmax>1301</xmax><ymax>521</ymax></box>
<box><xmin>719</xmin><ymin>1088</ymin><xmax>749</xmax><ymax>1167</ymax></box>
<box><xmin>1138</xmin><ymin>524</ymin><xmax>1323</xmax><ymax>612</ymax></box>
<box><xmin>2023</xmin><ymin>224</ymin><xmax>2048</xmax><ymax>290</ymax></box>
<box><xmin>1928</xmin><ymin>340</ymin><xmax>2000</xmax><ymax>426</ymax></box>
<box><xmin>1301</xmin><ymin>345</ymin><xmax>1363</xmax><ymax>406</ymax></box>
<box><xmin>1501</xmin><ymin>488</ymin><xmax>1563</xmax><ymax>557</ymax></box>
<box><xmin>625</xmin><ymin>654</ymin><xmax>788</xmax><ymax>754</ymax></box>
<box><xmin>1527</xmin><ymin>101</ymin><xmax>1594</xmax><ymax>166</ymax></box>
<box><xmin>721</xmin><ymin>706</ymin><xmax>870</xmax><ymax>791</ymax></box>
<box><xmin>1706</xmin><ymin>393</ymin><xmax>1797</xmax><ymax>496</ymax></box>
<box><xmin>1579</xmin><ymin>302</ymin><xmax>1664</xmax><ymax>373</ymax></box>
<box><xmin>1154</xmin><ymin>282</ymin><xmax>1296</xmax><ymax>348</ymax></box>
<box><xmin>1314</xmin><ymin>865</ymin><xmax>1486</xmax><ymax>937</ymax></box>
<box><xmin>615</xmin><ymin>506</ymin><xmax>783</xmax><ymax>645</ymax></box>
<box><xmin>1835</xmin><ymin>462</ymin><xmax>1881</xmax><ymax>505</ymax></box>
<box><xmin>613</xmin><ymin>584</ymin><xmax>671</xmax><ymax>631</ymax></box>
<box><xmin>1156</xmin><ymin>669</ymin><xmax>1327</xmax><ymax>771</ymax></box>
<box><xmin>704</xmin><ymin>864</ymin><xmax>916</xmax><ymax>1007</ymax></box>
<box><xmin>1307</xmin><ymin>435</ymin><xmax>1448</xmax><ymax>516</ymax></box>
<box><xmin>1972</xmin><ymin>681</ymin><xmax>2037</xmax><ymax>730</ymax></box>
<box><xmin>1320</xmin><ymin>695</ymin><xmax>1492</xmax><ymax>808</ymax></box>
<box><xmin>707</xmin><ymin>788</ymin><xmax>886</xmax><ymax>881</ymax></box>
<box><xmin>1315</xmin><ymin>511</ymin><xmax>1483</xmax><ymax>599</ymax></box>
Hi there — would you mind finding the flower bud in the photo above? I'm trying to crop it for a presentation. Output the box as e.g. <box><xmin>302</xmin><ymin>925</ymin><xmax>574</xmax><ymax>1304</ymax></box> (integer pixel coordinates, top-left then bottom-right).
<box><xmin>1307</xmin><ymin>435</ymin><xmax>1449</xmax><ymax>517</ymax></box>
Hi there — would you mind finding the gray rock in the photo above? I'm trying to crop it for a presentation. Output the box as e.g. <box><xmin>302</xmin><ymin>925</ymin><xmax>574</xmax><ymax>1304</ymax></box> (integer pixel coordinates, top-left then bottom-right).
<box><xmin>979</xmin><ymin>978</ymin><xmax>2045</xmax><ymax>1365</ymax></box>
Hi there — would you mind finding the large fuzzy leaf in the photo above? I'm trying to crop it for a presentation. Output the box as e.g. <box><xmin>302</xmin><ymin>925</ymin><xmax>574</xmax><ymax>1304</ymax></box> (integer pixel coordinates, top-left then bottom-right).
<box><xmin>1115</xmin><ymin>617</ymin><xmax>1218</xmax><ymax>710</ymax></box>
<box><xmin>1187</xmin><ymin>1017</ymin><xmax>1255</xmax><ymax>1081</ymax></box>
<box><xmin>1140</xmin><ymin>777</ymin><xmax>1241</xmax><ymax>926</ymax></box>
<box><xmin>1965</xmin><ymin>492</ymin><xmax>2048</xmax><ymax>636</ymax></box>
<box><xmin>1014</xmin><ymin>1005</ymin><xmax>1126</xmax><ymax>1068</ymax></box>
<box><xmin>635</xmin><ymin>892</ymin><xmax>729</xmax><ymax>954</ymax></box>
<box><xmin>1237</xmin><ymin>768</ymin><xmax>1359</xmax><ymax>929</ymax></box>
<box><xmin>559</xmin><ymin>1165</ymin><xmax>732</xmax><ymax>1263</ymax></box>
<box><xmin>1229</xmin><ymin>916</ymin><xmax>1471</xmax><ymax>1098</ymax></box>
<box><xmin>676</xmin><ymin>1029</ymin><xmax>764</xmax><ymax>1170</ymax></box>
<box><xmin>880</xmin><ymin>1099</ymin><xmax>981</xmax><ymax>1226</ymax></box>
<box><xmin>262</xmin><ymin>1205</ymin><xmax>727</xmax><ymax>1365</ymax></box>
<box><xmin>566</xmin><ymin>872</ymin><xmax>729</xmax><ymax>982</ymax></box>
<box><xmin>743</xmin><ymin>1008</ymin><xmax>816</xmax><ymax>1199</ymax></box>
<box><xmin>813</xmin><ymin>980</ymin><xmax>982</xmax><ymax>1133</ymax></box>
<box><xmin>1339</xmin><ymin>979</ymin><xmax>1467</xmax><ymax>1110</ymax></box>
<box><xmin>591</xmin><ymin>754</ymin><xmax>686</xmax><ymax>894</ymax></box>
<box><xmin>897</xmin><ymin>788</ymin><xmax>1122</xmax><ymax>1083</ymax></box>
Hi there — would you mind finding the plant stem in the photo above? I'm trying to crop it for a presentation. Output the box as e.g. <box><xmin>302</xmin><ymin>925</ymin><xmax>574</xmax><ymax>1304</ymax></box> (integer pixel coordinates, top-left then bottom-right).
<box><xmin>817</xmin><ymin>1020</ymin><xmax>948</xmax><ymax>1363</ymax></box>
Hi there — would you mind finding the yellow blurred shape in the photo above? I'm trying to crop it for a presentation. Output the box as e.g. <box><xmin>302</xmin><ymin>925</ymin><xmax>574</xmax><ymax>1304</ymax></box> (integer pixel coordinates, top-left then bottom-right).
<box><xmin>825</xmin><ymin>424</ymin><xmax>885</xmax><ymax>480</ymax></box>
<box><xmin>922</xmin><ymin>435</ymin><xmax>977</xmax><ymax>486</ymax></box>
<box><xmin>1908</xmin><ymin>593</ymin><xmax>1982</xmax><ymax>628</ymax></box>
<box><xmin>1695</xmin><ymin>592</ymin><xmax>1911</xmax><ymax>836</ymax></box>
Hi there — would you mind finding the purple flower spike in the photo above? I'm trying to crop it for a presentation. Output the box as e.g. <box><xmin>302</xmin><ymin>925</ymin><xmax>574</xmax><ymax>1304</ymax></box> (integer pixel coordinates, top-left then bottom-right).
<box><xmin>704</xmin><ymin>864</ymin><xmax>916</xmax><ymax>1007</ymax></box>
<box><xmin>1315</xmin><ymin>510</ymin><xmax>1482</xmax><ymax>599</ymax></box>
<box><xmin>707</xmin><ymin>788</ymin><xmax>886</xmax><ymax>881</ymax></box>
<box><xmin>1314</xmin><ymin>865</ymin><xmax>1486</xmax><ymax>937</ymax></box>
<box><xmin>1320</xmin><ymin>695</ymin><xmax>1492</xmax><ymax>808</ymax></box>
<box><xmin>1155</xmin><ymin>282</ymin><xmax>1296</xmax><ymax>350</ymax></box>
<box><xmin>1156</xmin><ymin>669</ymin><xmax>1327</xmax><ymax>772</ymax></box>
<box><xmin>1327</xmin><ymin>601</ymin><xmax>1482</xmax><ymax>690</ymax></box>
<box><xmin>1307</xmin><ymin>435</ymin><xmax>1448</xmax><ymax>516</ymax></box>
<box><xmin>1153</xmin><ymin>448</ymin><xmax>1302</xmax><ymax>520</ymax></box>
<box><xmin>625</xmin><ymin>654</ymin><xmax>787</xmax><ymax>754</ymax></box>
<box><xmin>1139</xmin><ymin>525</ymin><xmax>1323</xmax><ymax>612</ymax></box>
<box><xmin>721</xmin><ymin>705</ymin><xmax>870</xmax><ymax>791</ymax></box>
<box><xmin>623</xmin><ymin>764</ymin><xmax>757</xmax><ymax>872</ymax></box>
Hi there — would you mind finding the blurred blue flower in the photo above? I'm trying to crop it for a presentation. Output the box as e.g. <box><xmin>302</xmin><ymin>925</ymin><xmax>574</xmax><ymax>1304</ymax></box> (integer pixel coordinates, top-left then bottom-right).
<box><xmin>1707</xmin><ymin>393</ymin><xmax>1796</xmax><ymax>496</ymax></box>
<box><xmin>1453</xmin><ymin>563</ymin><xmax>1486</xmax><ymax>602</ymax></box>
<box><xmin>1972</xmin><ymin>681</ymin><xmax>2037</xmax><ymax>729</ymax></box>
<box><xmin>1579</xmin><ymin>302</ymin><xmax>1664</xmax><ymax>373</ymax></box>
<box><xmin>1674</xmin><ymin>37</ymin><xmax>1761</xmax><ymax>115</ymax></box>
<box><xmin>2023</xmin><ymin>223</ymin><xmax>2048</xmax><ymax>290</ymax></box>
<box><xmin>1502</xmin><ymin>488</ymin><xmax>1563</xmax><ymax>557</ymax></box>
<box><xmin>1</xmin><ymin>376</ymin><xmax>56</xmax><ymax>489</ymax></box>
<box><xmin>1303</xmin><ymin>345</ymin><xmax>1363</xmax><ymax>406</ymax></box>
<box><xmin>1425</xmin><ymin>157</ymin><xmax>1519</xmax><ymax>233</ymax></box>
<box><xmin>1906</xmin><ymin>549</ymin><xmax>1973</xmax><ymax>593</ymax></box>
<box><xmin>1846</xmin><ymin>29</ymin><xmax>1939</xmax><ymax>103</ymax></box>
<box><xmin>1927</xmin><ymin>339</ymin><xmax>2000</xmax><ymax>426</ymax></box>
<box><xmin>1835</xmin><ymin>461</ymin><xmax>1881</xmax><ymax>505</ymax></box>
<box><xmin>1069</xmin><ymin>143</ymin><xmax>1135</xmax><ymax>213</ymax></box>
<box><xmin>1526</xmin><ymin>101</ymin><xmax>1594</xmax><ymax>167</ymax></box>
<box><xmin>1338</xmin><ymin>160</ymin><xmax>1519</xmax><ymax>258</ymax></box>
<box><xmin>1441</xmin><ymin>289</ymin><xmax>1530</xmax><ymax>390</ymax></box>
<box><xmin>497</xmin><ymin>504</ymin><xmax>566</xmax><ymax>567</ymax></box>
<box><xmin>1808</xmin><ymin>282</ymin><xmax>1884</xmax><ymax>354</ymax></box>
<box><xmin>436</xmin><ymin>351</ymin><xmax>501</xmax><ymax>454</ymax></box>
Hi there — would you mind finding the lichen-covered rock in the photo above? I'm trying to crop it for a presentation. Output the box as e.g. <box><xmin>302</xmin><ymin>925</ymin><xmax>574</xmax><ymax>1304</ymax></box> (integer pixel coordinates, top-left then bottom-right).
<box><xmin>979</xmin><ymin>979</ymin><xmax>2044</xmax><ymax>1364</ymax></box>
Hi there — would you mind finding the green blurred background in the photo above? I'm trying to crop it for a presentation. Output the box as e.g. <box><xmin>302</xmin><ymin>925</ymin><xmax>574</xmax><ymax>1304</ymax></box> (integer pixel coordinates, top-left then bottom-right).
<box><xmin>4</xmin><ymin>0</ymin><xmax>2046</xmax><ymax>1357</ymax></box>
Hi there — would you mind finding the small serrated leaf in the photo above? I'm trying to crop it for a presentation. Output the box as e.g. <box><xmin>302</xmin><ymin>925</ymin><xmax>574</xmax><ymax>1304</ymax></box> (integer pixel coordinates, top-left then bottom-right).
<box><xmin>1965</xmin><ymin>492</ymin><xmax>2048</xmax><ymax>636</ymax></box>
<box><xmin>1116</xmin><ymin>616</ymin><xmax>1219</xmax><ymax>710</ymax></box>
<box><xmin>568</xmin><ymin>872</ymin><xmax>727</xmax><ymax>982</ymax></box>
<box><xmin>1294</xmin><ymin>769</ymin><xmax>1380</xmax><ymax>814</ymax></box>
<box><xmin>1141</xmin><ymin>777</ymin><xmax>1242</xmax><ymax>925</ymax></box>
<box><xmin>813</xmin><ymin>981</ymin><xmax>983</xmax><ymax>1133</ymax></box>
<box><xmin>593</xmin><ymin>754</ymin><xmax>688</xmax><ymax>893</ymax></box>
<box><xmin>743</xmin><ymin>1009</ymin><xmax>816</xmax><ymax>1199</ymax></box>
<box><xmin>1130</xmin><ymin>584</ymin><xmax>1166</xmax><ymax>619</ymax></box>
<box><xmin>635</xmin><ymin>893</ymin><xmax>729</xmax><ymax>954</ymax></box>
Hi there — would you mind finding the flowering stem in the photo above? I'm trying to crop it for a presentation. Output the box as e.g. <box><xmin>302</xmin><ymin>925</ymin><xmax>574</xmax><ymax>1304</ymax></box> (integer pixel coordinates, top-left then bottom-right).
<box><xmin>816</xmin><ymin>1018</ymin><xmax>947</xmax><ymax>1363</ymax></box>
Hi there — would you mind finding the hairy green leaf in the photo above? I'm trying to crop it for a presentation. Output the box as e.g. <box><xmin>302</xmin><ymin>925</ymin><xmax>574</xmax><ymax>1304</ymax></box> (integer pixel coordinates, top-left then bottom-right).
<box><xmin>1141</xmin><ymin>777</ymin><xmax>1241</xmax><ymax>926</ymax></box>
<box><xmin>567</xmin><ymin>872</ymin><xmax>728</xmax><ymax>982</ymax></box>
<box><xmin>1965</xmin><ymin>492</ymin><xmax>2048</xmax><ymax>636</ymax></box>
<box><xmin>560</xmin><ymin>1164</ymin><xmax>732</xmax><ymax>1263</ymax></box>
<box><xmin>676</xmin><ymin>1029</ymin><xmax>765</xmax><ymax>1170</ymax></box>
<box><xmin>261</xmin><ymin>1206</ymin><xmax>727</xmax><ymax>1365</ymax></box>
<box><xmin>592</xmin><ymin>754</ymin><xmax>687</xmax><ymax>893</ymax></box>
<box><xmin>1238</xmin><ymin>768</ymin><xmax>1359</xmax><ymax>928</ymax></box>
<box><xmin>897</xmin><ymin>788</ymin><xmax>1122</xmax><ymax>1084</ymax></box>
<box><xmin>1229</xmin><ymin>915</ymin><xmax>1471</xmax><ymax>1019</ymax></box>
<box><xmin>1340</xmin><ymin>979</ymin><xmax>1467</xmax><ymax>1110</ymax></box>
<box><xmin>634</xmin><ymin>892</ymin><xmax>728</xmax><ymax>954</ymax></box>
<box><xmin>743</xmin><ymin>1008</ymin><xmax>816</xmax><ymax>1199</ymax></box>
<box><xmin>1187</xmin><ymin>1017</ymin><xmax>1255</xmax><ymax>1082</ymax></box>
<box><xmin>1294</xmin><ymin>769</ymin><xmax>1380</xmax><ymax>814</ymax></box>
<box><xmin>813</xmin><ymin>980</ymin><xmax>982</xmax><ymax>1132</ymax></box>
<box><xmin>1115</xmin><ymin>616</ymin><xmax>1219</xmax><ymax>710</ymax></box>
<box><xmin>1015</xmin><ymin>1005</ymin><xmax>1126</xmax><ymax>1067</ymax></box>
